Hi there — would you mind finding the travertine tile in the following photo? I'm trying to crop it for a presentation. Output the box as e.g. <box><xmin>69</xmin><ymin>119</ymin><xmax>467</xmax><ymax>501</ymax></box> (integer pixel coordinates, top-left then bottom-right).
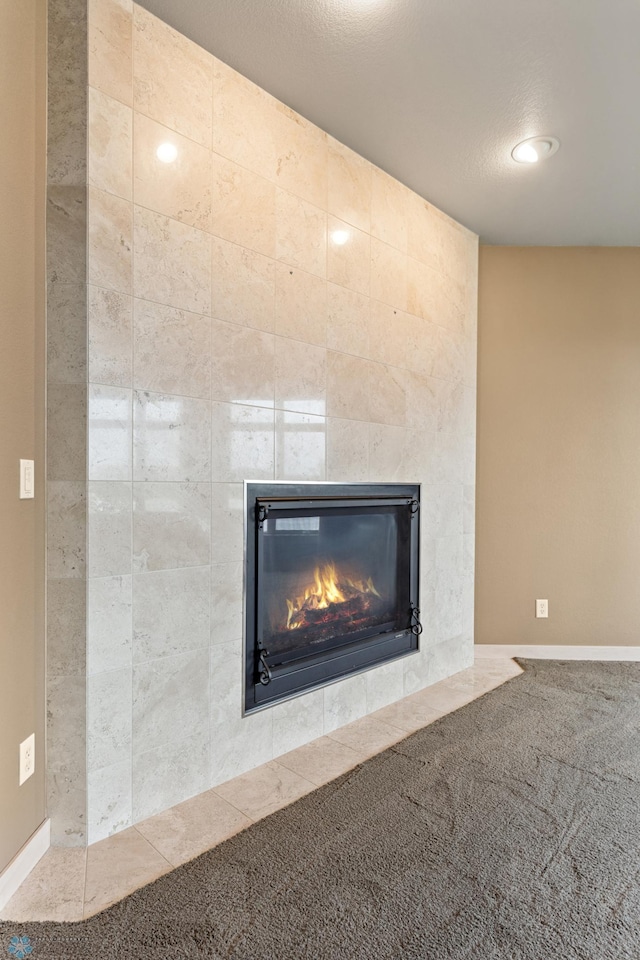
<box><xmin>88</xmin><ymin>384</ymin><xmax>132</xmax><ymax>481</ymax></box>
<box><xmin>47</xmin><ymin>675</ymin><xmax>86</xmax><ymax>845</ymax></box>
<box><xmin>88</xmin><ymin>187</ymin><xmax>132</xmax><ymax>294</ymax></box>
<box><xmin>47</xmin><ymin>382</ymin><xmax>87</xmax><ymax>481</ymax></box>
<box><xmin>211</xmin><ymin>561</ymin><xmax>243</xmax><ymax>644</ymax></box>
<box><xmin>271</xmin><ymin>689</ymin><xmax>325</xmax><ymax>756</ymax></box>
<box><xmin>132</xmin><ymin>649</ymin><xmax>209</xmax><ymax>755</ymax></box>
<box><xmin>211</xmin><ymin>153</ymin><xmax>276</xmax><ymax>257</ymax></box>
<box><xmin>0</xmin><ymin>848</ymin><xmax>86</xmax><ymax>923</ymax></box>
<box><xmin>326</xmin><ymin>351</ymin><xmax>371</xmax><ymax>422</ymax></box>
<box><xmin>326</xmin><ymin>417</ymin><xmax>369</xmax><ymax>482</ymax></box>
<box><xmin>133</xmin><ymin>482</ymin><xmax>210</xmax><ymax>571</ymax></box>
<box><xmin>212</xmin><ymin>59</ymin><xmax>278</xmax><ymax>180</ymax></box>
<box><xmin>132</xmin><ymin>566</ymin><xmax>210</xmax><ymax>661</ymax></box>
<box><xmin>326</xmin><ymin>282</ymin><xmax>369</xmax><ymax>357</ymax></box>
<box><xmin>210</xmin><ymin>482</ymin><xmax>244</xmax><ymax>563</ymax></box>
<box><xmin>88</xmin><ymin>0</ymin><xmax>133</xmax><ymax>106</ymax></box>
<box><xmin>407</xmin><ymin>675</ymin><xmax>477</xmax><ymax>714</ymax></box>
<box><xmin>211</xmin><ymin>236</ymin><xmax>275</xmax><ymax>332</ymax></box>
<box><xmin>133</xmin><ymin>113</ymin><xmax>212</xmax><ymax>231</ymax></box>
<box><xmin>84</xmin><ymin>827</ymin><xmax>171</xmax><ymax>917</ymax></box>
<box><xmin>404</xmin><ymin>370</ymin><xmax>439</xmax><ymax>431</ymax></box>
<box><xmin>368</xmin><ymin>423</ymin><xmax>406</xmax><ymax>481</ymax></box>
<box><xmin>434</xmin><ymin>535</ymin><xmax>464</xmax><ymax>640</ymax></box>
<box><xmin>133</xmin><ymin>390</ymin><xmax>211</xmax><ymax>482</ymax></box>
<box><xmin>407</xmin><ymin>255</ymin><xmax>442</xmax><ymax>323</ymax></box>
<box><xmin>275</xmin><ymin>410</ymin><xmax>326</xmax><ymax>480</ymax></box>
<box><xmin>133</xmin><ymin>206</ymin><xmax>211</xmax><ymax>315</ymax></box>
<box><xmin>48</xmin><ymin>283</ymin><xmax>87</xmax><ymax>384</ymax></box>
<box><xmin>327</xmin><ymin>137</ymin><xmax>372</xmax><ymax>233</ymax></box>
<box><xmin>88</xmin><ymin>758</ymin><xmax>132</xmax><ymax>843</ymax></box>
<box><xmin>214</xmin><ymin>761</ymin><xmax>315</xmax><ymax>821</ymax></box>
<box><xmin>88</xmin><ymin>285</ymin><xmax>132</xmax><ymax>387</ymax></box>
<box><xmin>402</xmin><ymin>646</ymin><xmax>433</xmax><ymax>697</ymax></box>
<box><xmin>367</xmin><ymin>361</ymin><xmax>406</xmax><ymax>427</ymax></box>
<box><xmin>88</xmin><ymin>87</ymin><xmax>132</xmax><ymax>200</ymax></box>
<box><xmin>367</xmin><ymin>301</ymin><xmax>409</xmax><ymax>369</ymax></box>
<box><xmin>327</xmin><ymin>216</ymin><xmax>370</xmax><ymax>296</ymax></box>
<box><xmin>87</xmin><ymin>575</ymin><xmax>132</xmax><ymax>675</ymax></box>
<box><xmin>210</xmin><ymin>709</ymin><xmax>273</xmax><ymax>787</ymax></box>
<box><xmin>275</xmin><ymin>263</ymin><xmax>327</xmax><ymax>345</ymax></box>
<box><xmin>48</xmin><ymin>578</ymin><xmax>86</xmax><ymax>677</ymax></box>
<box><xmin>47</xmin><ymin>480</ymin><xmax>86</xmax><ymax>579</ymax></box>
<box><xmin>133</xmin><ymin>299</ymin><xmax>211</xmax><ymax>399</ymax></box>
<box><xmin>328</xmin><ymin>715</ymin><xmax>405</xmax><ymax>759</ymax></box>
<box><xmin>433</xmin><ymin>324</ymin><xmax>465</xmax><ymax>383</ymax></box>
<box><xmin>273</xmin><ymin>105</ymin><xmax>328</xmax><ymax>209</ymax></box>
<box><xmin>405</xmin><ymin>312</ymin><xmax>440</xmax><ymax>379</ymax></box>
<box><xmin>275</xmin><ymin>337</ymin><xmax>327</xmax><ymax>415</ymax></box>
<box><xmin>370</xmin><ymin>237</ymin><xmax>407</xmax><ymax>310</ymax></box>
<box><xmin>324</xmin><ymin>672</ymin><xmax>367</xmax><ymax>733</ymax></box>
<box><xmin>429</xmin><ymin>634</ymin><xmax>474</xmax><ymax>683</ymax></box>
<box><xmin>276</xmin><ymin>189</ymin><xmax>326</xmax><ymax>278</ymax></box>
<box><xmin>406</xmin><ymin>192</ymin><xmax>442</xmax><ymax>272</ymax></box>
<box><xmin>211</xmin><ymin>401</ymin><xmax>274</xmax><ymax>481</ymax></box>
<box><xmin>87</xmin><ymin>480</ymin><xmax>132</xmax><ymax>578</ymax></box>
<box><xmin>47</xmin><ymin>186</ymin><xmax>86</xmax><ymax>285</ymax></box>
<box><xmin>132</xmin><ymin>733</ymin><xmax>210</xmax><ymax>823</ymax></box>
<box><xmin>87</xmin><ymin>667</ymin><xmax>132</xmax><ymax>771</ymax></box>
<box><xmin>277</xmin><ymin>737</ymin><xmax>363</xmax><ymax>787</ymax></box>
<box><xmin>370</xmin><ymin>697</ymin><xmax>446</xmax><ymax>734</ymax></box>
<box><xmin>136</xmin><ymin>788</ymin><xmax>251</xmax><ymax>867</ymax></box>
<box><xmin>210</xmin><ymin>319</ymin><xmax>275</xmax><ymax>408</ymax></box>
<box><xmin>463</xmin><ymin>483</ymin><xmax>475</xmax><ymax>535</ymax></box>
<box><xmin>133</xmin><ymin>4</ymin><xmax>213</xmax><ymax>147</ymax></box>
<box><xmin>365</xmin><ymin>658</ymin><xmax>405</xmax><ymax>712</ymax></box>
<box><xmin>48</xmin><ymin>14</ymin><xmax>87</xmax><ymax>187</ymax></box>
<box><xmin>371</xmin><ymin>165</ymin><xmax>409</xmax><ymax>252</ymax></box>
<box><xmin>209</xmin><ymin>640</ymin><xmax>241</xmax><ymax>724</ymax></box>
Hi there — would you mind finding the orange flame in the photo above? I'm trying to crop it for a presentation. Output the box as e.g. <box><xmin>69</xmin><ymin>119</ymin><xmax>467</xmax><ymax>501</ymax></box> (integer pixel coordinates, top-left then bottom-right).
<box><xmin>286</xmin><ymin>561</ymin><xmax>380</xmax><ymax>630</ymax></box>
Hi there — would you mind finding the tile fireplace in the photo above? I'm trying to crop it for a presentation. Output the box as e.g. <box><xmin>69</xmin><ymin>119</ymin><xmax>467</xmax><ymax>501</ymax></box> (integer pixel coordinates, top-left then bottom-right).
<box><xmin>245</xmin><ymin>482</ymin><xmax>421</xmax><ymax>711</ymax></box>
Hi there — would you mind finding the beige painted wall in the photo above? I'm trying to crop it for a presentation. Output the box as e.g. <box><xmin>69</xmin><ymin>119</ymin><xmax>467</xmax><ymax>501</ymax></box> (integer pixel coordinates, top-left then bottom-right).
<box><xmin>0</xmin><ymin>0</ymin><xmax>46</xmax><ymax>871</ymax></box>
<box><xmin>476</xmin><ymin>246</ymin><xmax>640</xmax><ymax>645</ymax></box>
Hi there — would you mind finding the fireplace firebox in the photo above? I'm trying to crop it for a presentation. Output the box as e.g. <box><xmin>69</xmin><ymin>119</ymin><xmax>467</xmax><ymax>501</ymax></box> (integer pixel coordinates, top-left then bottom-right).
<box><xmin>245</xmin><ymin>482</ymin><xmax>421</xmax><ymax>712</ymax></box>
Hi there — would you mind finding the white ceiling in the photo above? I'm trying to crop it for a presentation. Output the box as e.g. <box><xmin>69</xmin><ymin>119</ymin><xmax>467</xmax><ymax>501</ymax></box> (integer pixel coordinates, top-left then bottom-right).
<box><xmin>136</xmin><ymin>0</ymin><xmax>640</xmax><ymax>245</ymax></box>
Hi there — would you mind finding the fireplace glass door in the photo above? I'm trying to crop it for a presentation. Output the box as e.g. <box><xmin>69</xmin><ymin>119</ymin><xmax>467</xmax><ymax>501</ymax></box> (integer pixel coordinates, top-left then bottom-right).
<box><xmin>245</xmin><ymin>485</ymin><xmax>420</xmax><ymax>711</ymax></box>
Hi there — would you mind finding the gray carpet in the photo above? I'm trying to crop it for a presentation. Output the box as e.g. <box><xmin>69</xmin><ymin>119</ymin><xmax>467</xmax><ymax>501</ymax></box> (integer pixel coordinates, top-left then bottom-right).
<box><xmin>3</xmin><ymin>659</ymin><xmax>640</xmax><ymax>958</ymax></box>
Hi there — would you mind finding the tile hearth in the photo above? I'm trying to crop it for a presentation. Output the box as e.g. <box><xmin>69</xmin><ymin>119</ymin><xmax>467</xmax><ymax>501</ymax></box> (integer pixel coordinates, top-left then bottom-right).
<box><xmin>1</xmin><ymin>658</ymin><xmax>522</xmax><ymax>922</ymax></box>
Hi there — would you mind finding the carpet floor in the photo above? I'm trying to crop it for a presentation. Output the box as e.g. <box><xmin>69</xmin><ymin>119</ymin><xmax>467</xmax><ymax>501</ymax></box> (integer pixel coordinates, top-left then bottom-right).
<box><xmin>2</xmin><ymin>659</ymin><xmax>640</xmax><ymax>959</ymax></box>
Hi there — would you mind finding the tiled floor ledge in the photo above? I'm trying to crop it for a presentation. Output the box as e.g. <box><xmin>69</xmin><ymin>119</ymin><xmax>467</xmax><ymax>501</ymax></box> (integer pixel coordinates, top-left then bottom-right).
<box><xmin>0</xmin><ymin>658</ymin><xmax>523</xmax><ymax>922</ymax></box>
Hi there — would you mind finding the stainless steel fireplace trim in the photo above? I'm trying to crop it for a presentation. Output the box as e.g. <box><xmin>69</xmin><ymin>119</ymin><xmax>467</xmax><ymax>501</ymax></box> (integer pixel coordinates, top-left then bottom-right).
<box><xmin>241</xmin><ymin>480</ymin><xmax>422</xmax><ymax>717</ymax></box>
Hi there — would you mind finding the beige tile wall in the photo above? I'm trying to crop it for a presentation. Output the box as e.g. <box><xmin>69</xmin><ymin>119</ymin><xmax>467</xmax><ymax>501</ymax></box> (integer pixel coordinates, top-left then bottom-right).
<box><xmin>50</xmin><ymin>0</ymin><xmax>477</xmax><ymax>843</ymax></box>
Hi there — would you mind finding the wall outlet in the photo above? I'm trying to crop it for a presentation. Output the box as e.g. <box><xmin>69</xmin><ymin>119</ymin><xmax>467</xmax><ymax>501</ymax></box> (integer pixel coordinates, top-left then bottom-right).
<box><xmin>536</xmin><ymin>599</ymin><xmax>549</xmax><ymax>619</ymax></box>
<box><xmin>19</xmin><ymin>734</ymin><xmax>35</xmax><ymax>786</ymax></box>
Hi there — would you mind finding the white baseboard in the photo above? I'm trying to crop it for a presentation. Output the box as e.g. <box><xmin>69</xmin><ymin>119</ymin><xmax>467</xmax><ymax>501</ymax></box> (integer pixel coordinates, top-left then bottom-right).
<box><xmin>0</xmin><ymin>819</ymin><xmax>50</xmax><ymax>911</ymax></box>
<box><xmin>475</xmin><ymin>644</ymin><xmax>640</xmax><ymax>661</ymax></box>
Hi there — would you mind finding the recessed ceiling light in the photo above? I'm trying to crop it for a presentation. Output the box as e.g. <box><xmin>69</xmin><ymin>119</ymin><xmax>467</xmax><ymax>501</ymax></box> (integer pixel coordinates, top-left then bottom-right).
<box><xmin>156</xmin><ymin>142</ymin><xmax>178</xmax><ymax>163</ymax></box>
<box><xmin>511</xmin><ymin>136</ymin><xmax>560</xmax><ymax>164</ymax></box>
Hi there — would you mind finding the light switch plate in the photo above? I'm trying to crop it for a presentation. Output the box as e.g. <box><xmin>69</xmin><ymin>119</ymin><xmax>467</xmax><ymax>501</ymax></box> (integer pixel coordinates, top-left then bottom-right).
<box><xmin>19</xmin><ymin>460</ymin><xmax>34</xmax><ymax>499</ymax></box>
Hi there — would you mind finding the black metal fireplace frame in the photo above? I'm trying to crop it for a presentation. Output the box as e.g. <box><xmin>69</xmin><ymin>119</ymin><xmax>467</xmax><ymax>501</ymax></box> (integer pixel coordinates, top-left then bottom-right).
<box><xmin>244</xmin><ymin>482</ymin><xmax>421</xmax><ymax>713</ymax></box>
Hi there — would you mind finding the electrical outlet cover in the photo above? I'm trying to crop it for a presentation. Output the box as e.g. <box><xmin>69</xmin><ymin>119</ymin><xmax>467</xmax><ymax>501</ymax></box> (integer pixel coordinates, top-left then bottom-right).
<box><xmin>19</xmin><ymin>733</ymin><xmax>35</xmax><ymax>786</ymax></box>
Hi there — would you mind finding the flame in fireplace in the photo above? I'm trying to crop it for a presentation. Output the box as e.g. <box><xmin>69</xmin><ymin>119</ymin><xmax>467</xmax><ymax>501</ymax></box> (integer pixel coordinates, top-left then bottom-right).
<box><xmin>286</xmin><ymin>561</ymin><xmax>381</xmax><ymax>630</ymax></box>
